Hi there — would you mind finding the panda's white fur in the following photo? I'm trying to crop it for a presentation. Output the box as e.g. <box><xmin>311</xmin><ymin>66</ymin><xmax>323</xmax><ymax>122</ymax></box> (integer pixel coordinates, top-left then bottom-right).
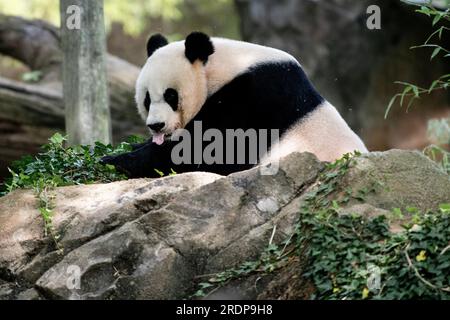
<box><xmin>203</xmin><ymin>38</ymin><xmax>295</xmax><ymax>95</ymax></box>
<box><xmin>101</xmin><ymin>32</ymin><xmax>368</xmax><ymax>178</ymax></box>
<box><xmin>136</xmin><ymin>36</ymin><xmax>367</xmax><ymax>164</ymax></box>
<box><xmin>261</xmin><ymin>101</ymin><xmax>367</xmax><ymax>164</ymax></box>
<box><xmin>136</xmin><ymin>38</ymin><xmax>295</xmax><ymax>136</ymax></box>
<box><xmin>136</xmin><ymin>40</ymin><xmax>207</xmax><ymax>133</ymax></box>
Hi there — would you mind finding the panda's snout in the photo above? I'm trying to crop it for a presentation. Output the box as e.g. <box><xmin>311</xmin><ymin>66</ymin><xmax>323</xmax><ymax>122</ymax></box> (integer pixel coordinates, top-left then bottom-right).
<box><xmin>148</xmin><ymin>122</ymin><xmax>165</xmax><ymax>132</ymax></box>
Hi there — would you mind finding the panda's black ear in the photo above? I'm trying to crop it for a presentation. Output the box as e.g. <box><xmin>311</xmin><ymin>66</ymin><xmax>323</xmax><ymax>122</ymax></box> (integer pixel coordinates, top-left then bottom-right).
<box><xmin>184</xmin><ymin>32</ymin><xmax>215</xmax><ymax>64</ymax></box>
<box><xmin>147</xmin><ymin>34</ymin><xmax>168</xmax><ymax>57</ymax></box>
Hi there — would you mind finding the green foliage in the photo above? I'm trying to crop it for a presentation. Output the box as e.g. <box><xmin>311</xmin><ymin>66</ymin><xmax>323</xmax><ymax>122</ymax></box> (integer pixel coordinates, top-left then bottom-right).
<box><xmin>34</xmin><ymin>177</ymin><xmax>62</xmax><ymax>252</ymax></box>
<box><xmin>423</xmin><ymin>145</ymin><xmax>450</xmax><ymax>174</ymax></box>
<box><xmin>0</xmin><ymin>0</ymin><xmax>240</xmax><ymax>39</ymax></box>
<box><xmin>388</xmin><ymin>1</ymin><xmax>450</xmax><ymax>174</ymax></box>
<box><xmin>0</xmin><ymin>0</ymin><xmax>181</xmax><ymax>33</ymax></box>
<box><xmin>0</xmin><ymin>133</ymin><xmax>146</xmax><ymax>248</ymax></box>
<box><xmin>193</xmin><ymin>244</ymin><xmax>287</xmax><ymax>298</ymax></box>
<box><xmin>0</xmin><ymin>133</ymin><xmax>145</xmax><ymax>197</ymax></box>
<box><xmin>104</xmin><ymin>0</ymin><xmax>183</xmax><ymax>35</ymax></box>
<box><xmin>154</xmin><ymin>168</ymin><xmax>177</xmax><ymax>177</ymax></box>
<box><xmin>300</xmin><ymin>205</ymin><xmax>450</xmax><ymax>300</ymax></box>
<box><xmin>386</xmin><ymin>2</ymin><xmax>450</xmax><ymax>119</ymax></box>
<box><xmin>21</xmin><ymin>70</ymin><xmax>43</xmax><ymax>83</ymax></box>
<box><xmin>193</xmin><ymin>152</ymin><xmax>450</xmax><ymax>299</ymax></box>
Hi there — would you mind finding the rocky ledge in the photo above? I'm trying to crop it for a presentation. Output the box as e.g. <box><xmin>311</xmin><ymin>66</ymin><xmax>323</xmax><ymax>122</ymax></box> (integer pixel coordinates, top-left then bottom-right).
<box><xmin>0</xmin><ymin>150</ymin><xmax>449</xmax><ymax>299</ymax></box>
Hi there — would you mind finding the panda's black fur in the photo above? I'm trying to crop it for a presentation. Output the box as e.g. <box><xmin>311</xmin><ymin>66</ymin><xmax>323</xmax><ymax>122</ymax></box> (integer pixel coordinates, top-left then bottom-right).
<box><xmin>103</xmin><ymin>57</ymin><xmax>323</xmax><ymax>178</ymax></box>
<box><xmin>184</xmin><ymin>32</ymin><xmax>215</xmax><ymax>64</ymax></box>
<box><xmin>101</xmin><ymin>32</ymin><xmax>370</xmax><ymax>177</ymax></box>
<box><xmin>146</xmin><ymin>34</ymin><xmax>169</xmax><ymax>57</ymax></box>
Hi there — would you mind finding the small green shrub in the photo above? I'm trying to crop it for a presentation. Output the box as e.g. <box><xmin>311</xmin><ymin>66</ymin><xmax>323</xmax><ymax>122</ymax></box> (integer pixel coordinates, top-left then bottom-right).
<box><xmin>0</xmin><ymin>133</ymin><xmax>145</xmax><ymax>196</ymax></box>
<box><xmin>0</xmin><ymin>133</ymin><xmax>146</xmax><ymax>248</ymax></box>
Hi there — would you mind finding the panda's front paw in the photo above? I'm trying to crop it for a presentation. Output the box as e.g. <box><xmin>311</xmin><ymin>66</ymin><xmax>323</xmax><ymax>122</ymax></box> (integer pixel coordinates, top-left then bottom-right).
<box><xmin>100</xmin><ymin>154</ymin><xmax>132</xmax><ymax>176</ymax></box>
<box><xmin>100</xmin><ymin>154</ymin><xmax>119</xmax><ymax>166</ymax></box>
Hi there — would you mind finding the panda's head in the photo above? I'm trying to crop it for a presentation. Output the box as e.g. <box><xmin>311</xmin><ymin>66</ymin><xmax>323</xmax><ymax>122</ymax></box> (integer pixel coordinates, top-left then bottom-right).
<box><xmin>135</xmin><ymin>32</ymin><xmax>215</xmax><ymax>145</ymax></box>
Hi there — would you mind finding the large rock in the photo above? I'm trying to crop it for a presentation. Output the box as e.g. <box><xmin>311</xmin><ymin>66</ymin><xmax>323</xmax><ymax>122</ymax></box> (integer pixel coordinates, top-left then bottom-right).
<box><xmin>344</xmin><ymin>150</ymin><xmax>450</xmax><ymax>211</ymax></box>
<box><xmin>0</xmin><ymin>150</ymin><xmax>448</xmax><ymax>299</ymax></box>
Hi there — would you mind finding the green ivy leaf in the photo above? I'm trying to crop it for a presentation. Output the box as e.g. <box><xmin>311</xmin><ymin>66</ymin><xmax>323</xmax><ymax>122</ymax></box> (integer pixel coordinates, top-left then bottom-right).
<box><xmin>49</xmin><ymin>133</ymin><xmax>66</xmax><ymax>145</ymax></box>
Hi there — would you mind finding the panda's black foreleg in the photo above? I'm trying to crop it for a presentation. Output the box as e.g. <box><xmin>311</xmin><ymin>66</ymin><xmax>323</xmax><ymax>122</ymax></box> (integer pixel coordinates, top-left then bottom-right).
<box><xmin>130</xmin><ymin>140</ymin><xmax>150</xmax><ymax>151</ymax></box>
<box><xmin>101</xmin><ymin>141</ymin><xmax>178</xmax><ymax>178</ymax></box>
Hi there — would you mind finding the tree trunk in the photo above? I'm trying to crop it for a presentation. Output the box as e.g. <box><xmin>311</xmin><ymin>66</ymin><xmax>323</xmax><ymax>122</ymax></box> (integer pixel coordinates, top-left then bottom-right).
<box><xmin>60</xmin><ymin>0</ymin><xmax>111</xmax><ymax>145</ymax></box>
<box><xmin>234</xmin><ymin>0</ymin><xmax>450</xmax><ymax>150</ymax></box>
<box><xmin>0</xmin><ymin>14</ymin><xmax>146</xmax><ymax>179</ymax></box>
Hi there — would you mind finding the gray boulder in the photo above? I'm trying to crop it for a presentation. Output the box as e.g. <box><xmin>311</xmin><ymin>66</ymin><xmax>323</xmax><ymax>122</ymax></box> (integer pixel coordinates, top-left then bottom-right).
<box><xmin>0</xmin><ymin>150</ymin><xmax>448</xmax><ymax>299</ymax></box>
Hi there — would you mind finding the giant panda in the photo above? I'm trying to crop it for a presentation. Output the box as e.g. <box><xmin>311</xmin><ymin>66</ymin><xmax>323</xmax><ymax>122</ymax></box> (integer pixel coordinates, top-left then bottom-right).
<box><xmin>102</xmin><ymin>32</ymin><xmax>367</xmax><ymax>178</ymax></box>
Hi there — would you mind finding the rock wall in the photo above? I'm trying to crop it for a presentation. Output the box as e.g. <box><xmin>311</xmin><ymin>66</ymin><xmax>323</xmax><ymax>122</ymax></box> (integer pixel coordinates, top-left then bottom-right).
<box><xmin>0</xmin><ymin>150</ymin><xmax>449</xmax><ymax>299</ymax></box>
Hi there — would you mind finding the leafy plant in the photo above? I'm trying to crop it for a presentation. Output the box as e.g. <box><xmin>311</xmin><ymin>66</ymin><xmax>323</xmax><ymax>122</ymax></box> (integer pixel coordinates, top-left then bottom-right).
<box><xmin>193</xmin><ymin>152</ymin><xmax>450</xmax><ymax>299</ymax></box>
<box><xmin>154</xmin><ymin>168</ymin><xmax>177</xmax><ymax>177</ymax></box>
<box><xmin>300</xmin><ymin>204</ymin><xmax>450</xmax><ymax>300</ymax></box>
<box><xmin>0</xmin><ymin>133</ymin><xmax>146</xmax><ymax>249</ymax></box>
<box><xmin>34</xmin><ymin>177</ymin><xmax>62</xmax><ymax>252</ymax></box>
<box><xmin>386</xmin><ymin>1</ymin><xmax>450</xmax><ymax>118</ymax></box>
<box><xmin>387</xmin><ymin>1</ymin><xmax>450</xmax><ymax>174</ymax></box>
<box><xmin>423</xmin><ymin>144</ymin><xmax>450</xmax><ymax>174</ymax></box>
<box><xmin>0</xmin><ymin>133</ymin><xmax>145</xmax><ymax>196</ymax></box>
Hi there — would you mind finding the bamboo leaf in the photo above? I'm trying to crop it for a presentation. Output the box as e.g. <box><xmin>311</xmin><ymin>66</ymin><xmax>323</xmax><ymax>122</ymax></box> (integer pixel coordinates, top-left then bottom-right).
<box><xmin>385</xmin><ymin>95</ymin><xmax>399</xmax><ymax>119</ymax></box>
<box><xmin>431</xmin><ymin>47</ymin><xmax>441</xmax><ymax>60</ymax></box>
<box><xmin>429</xmin><ymin>80</ymin><xmax>440</xmax><ymax>93</ymax></box>
<box><xmin>412</xmin><ymin>85</ymin><xmax>419</xmax><ymax>97</ymax></box>
<box><xmin>400</xmin><ymin>86</ymin><xmax>412</xmax><ymax>106</ymax></box>
<box><xmin>432</xmin><ymin>13</ymin><xmax>442</xmax><ymax>26</ymax></box>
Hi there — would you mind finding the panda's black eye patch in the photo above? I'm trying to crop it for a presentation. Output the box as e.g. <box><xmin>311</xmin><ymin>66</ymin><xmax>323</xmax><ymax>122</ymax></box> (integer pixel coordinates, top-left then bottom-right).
<box><xmin>144</xmin><ymin>91</ymin><xmax>151</xmax><ymax>111</ymax></box>
<box><xmin>164</xmin><ymin>88</ymin><xmax>178</xmax><ymax>111</ymax></box>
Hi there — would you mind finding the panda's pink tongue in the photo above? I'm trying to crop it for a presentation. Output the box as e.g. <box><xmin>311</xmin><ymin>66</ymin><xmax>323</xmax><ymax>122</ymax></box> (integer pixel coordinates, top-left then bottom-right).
<box><xmin>152</xmin><ymin>133</ymin><xmax>165</xmax><ymax>145</ymax></box>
